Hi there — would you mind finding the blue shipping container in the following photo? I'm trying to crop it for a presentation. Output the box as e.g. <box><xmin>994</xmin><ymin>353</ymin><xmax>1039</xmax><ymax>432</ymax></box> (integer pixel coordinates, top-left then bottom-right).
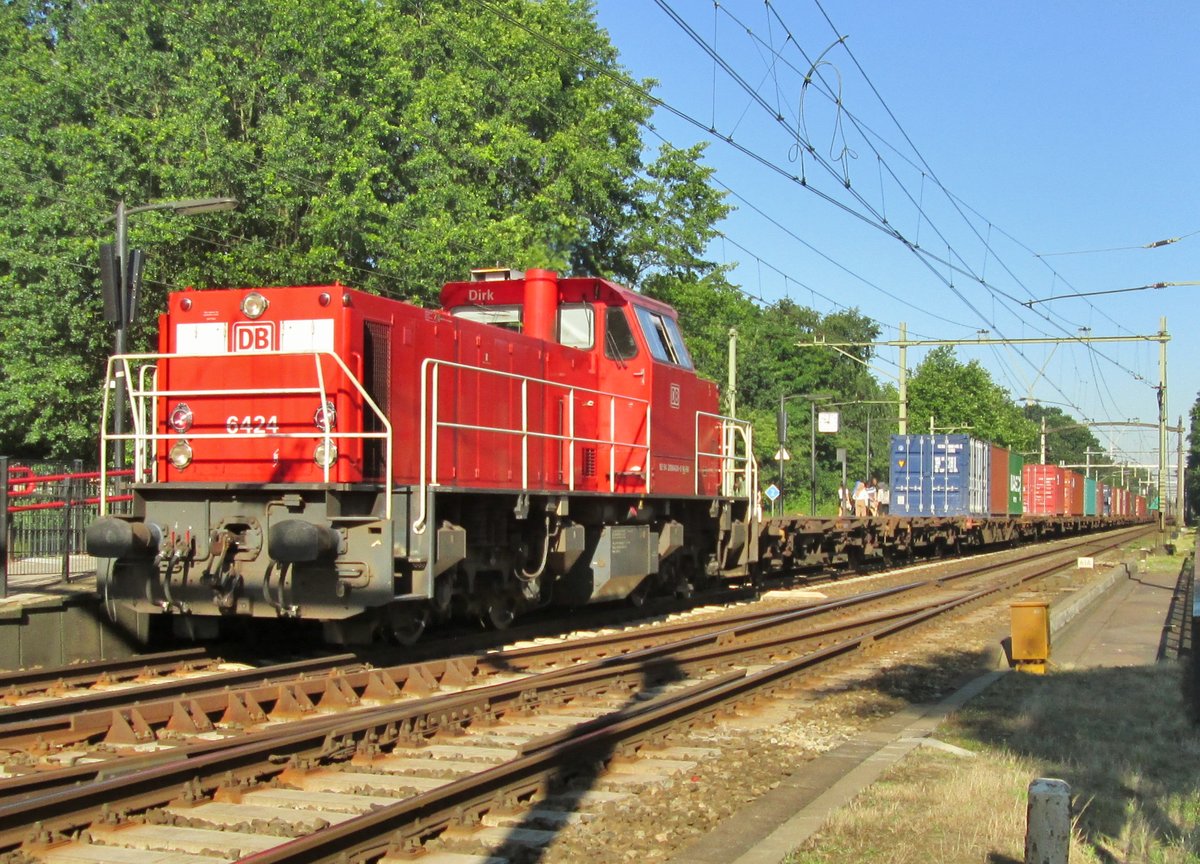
<box><xmin>889</xmin><ymin>433</ymin><xmax>989</xmax><ymax>517</ymax></box>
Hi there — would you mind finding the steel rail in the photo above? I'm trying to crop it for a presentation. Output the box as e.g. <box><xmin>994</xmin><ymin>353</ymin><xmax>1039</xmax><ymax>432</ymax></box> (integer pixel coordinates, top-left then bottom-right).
<box><xmin>486</xmin><ymin>525</ymin><xmax>1150</xmax><ymax>668</ymax></box>
<box><xmin>0</xmin><ymin>585</ymin><xmax>916</xmax><ymax>787</ymax></box>
<box><xmin>0</xmin><ymin>647</ymin><xmax>209</xmax><ymax>691</ymax></box>
<box><xmin>0</xmin><ymin>653</ymin><xmax>361</xmax><ymax>730</ymax></box>
<box><xmin>0</xmin><ymin>650</ymin><xmax>682</xmax><ymax>847</ymax></box>
<box><xmin>0</xmin><ymin>526</ymin><xmax>1150</xmax><ymax>854</ymax></box>
<box><xmin>229</xmin><ymin>555</ymin><xmax>1088</xmax><ymax>864</ymax></box>
<box><xmin>237</xmin><ymin>529</ymin><xmax>1156</xmax><ymax>863</ymax></box>
<box><xmin>0</xmin><ymin>527</ymin><xmax>1146</xmax><ymax>755</ymax></box>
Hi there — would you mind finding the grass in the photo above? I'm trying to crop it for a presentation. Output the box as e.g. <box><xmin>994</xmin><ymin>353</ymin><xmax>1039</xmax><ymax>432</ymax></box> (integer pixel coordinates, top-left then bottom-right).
<box><xmin>785</xmin><ymin>533</ymin><xmax>1200</xmax><ymax>864</ymax></box>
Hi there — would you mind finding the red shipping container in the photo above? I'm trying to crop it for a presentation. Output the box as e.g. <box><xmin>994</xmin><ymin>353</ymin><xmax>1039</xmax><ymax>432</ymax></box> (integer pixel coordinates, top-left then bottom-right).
<box><xmin>1023</xmin><ymin>464</ymin><xmax>1066</xmax><ymax>515</ymax></box>
<box><xmin>988</xmin><ymin>444</ymin><xmax>1010</xmax><ymax>516</ymax></box>
<box><xmin>1135</xmin><ymin>495</ymin><xmax>1147</xmax><ymax>519</ymax></box>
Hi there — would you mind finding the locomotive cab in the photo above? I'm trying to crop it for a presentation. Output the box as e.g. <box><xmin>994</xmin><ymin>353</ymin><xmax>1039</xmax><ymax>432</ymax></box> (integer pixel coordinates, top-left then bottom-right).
<box><xmin>441</xmin><ymin>269</ymin><xmax>731</xmax><ymax>498</ymax></box>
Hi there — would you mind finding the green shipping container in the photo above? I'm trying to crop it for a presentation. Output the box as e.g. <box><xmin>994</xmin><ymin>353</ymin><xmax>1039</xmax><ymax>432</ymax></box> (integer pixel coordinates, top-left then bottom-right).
<box><xmin>1008</xmin><ymin>452</ymin><xmax>1024</xmax><ymax>515</ymax></box>
<box><xmin>1083</xmin><ymin>477</ymin><xmax>1098</xmax><ymax>516</ymax></box>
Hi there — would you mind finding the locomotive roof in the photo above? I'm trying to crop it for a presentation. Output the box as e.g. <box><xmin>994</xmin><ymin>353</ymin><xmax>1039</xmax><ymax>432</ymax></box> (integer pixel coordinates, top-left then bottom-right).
<box><xmin>439</xmin><ymin>274</ymin><xmax>680</xmax><ymax>319</ymax></box>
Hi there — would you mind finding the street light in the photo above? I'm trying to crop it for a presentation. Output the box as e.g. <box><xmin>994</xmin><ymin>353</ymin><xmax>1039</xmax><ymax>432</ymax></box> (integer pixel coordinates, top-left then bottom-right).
<box><xmin>778</xmin><ymin>392</ymin><xmax>833</xmax><ymax>516</ymax></box>
<box><xmin>103</xmin><ymin>196</ymin><xmax>238</xmax><ymax>466</ymax></box>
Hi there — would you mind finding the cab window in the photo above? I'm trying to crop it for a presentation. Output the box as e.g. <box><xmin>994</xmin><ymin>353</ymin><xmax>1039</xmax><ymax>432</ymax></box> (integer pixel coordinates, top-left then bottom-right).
<box><xmin>633</xmin><ymin>305</ymin><xmax>693</xmax><ymax>369</ymax></box>
<box><xmin>450</xmin><ymin>305</ymin><xmax>522</xmax><ymax>332</ymax></box>
<box><xmin>557</xmin><ymin>304</ymin><xmax>594</xmax><ymax>350</ymax></box>
<box><xmin>604</xmin><ymin>306</ymin><xmax>638</xmax><ymax>361</ymax></box>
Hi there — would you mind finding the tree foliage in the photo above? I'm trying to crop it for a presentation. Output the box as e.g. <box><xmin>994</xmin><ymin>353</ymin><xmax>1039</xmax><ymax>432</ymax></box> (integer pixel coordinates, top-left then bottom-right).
<box><xmin>1021</xmin><ymin>403</ymin><xmax>1119</xmax><ymax>479</ymax></box>
<box><xmin>0</xmin><ymin>0</ymin><xmax>726</xmax><ymax>457</ymax></box>
<box><xmin>0</xmin><ymin>0</ymin><xmax>1115</xmax><ymax>522</ymax></box>
<box><xmin>1186</xmin><ymin>393</ymin><xmax>1200</xmax><ymax>524</ymax></box>
<box><xmin>907</xmin><ymin>347</ymin><xmax>1037</xmax><ymax>451</ymax></box>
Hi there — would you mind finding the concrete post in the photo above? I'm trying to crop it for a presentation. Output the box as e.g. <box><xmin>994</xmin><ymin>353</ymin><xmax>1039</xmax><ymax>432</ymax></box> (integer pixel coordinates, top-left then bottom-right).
<box><xmin>1025</xmin><ymin>777</ymin><xmax>1071</xmax><ymax>864</ymax></box>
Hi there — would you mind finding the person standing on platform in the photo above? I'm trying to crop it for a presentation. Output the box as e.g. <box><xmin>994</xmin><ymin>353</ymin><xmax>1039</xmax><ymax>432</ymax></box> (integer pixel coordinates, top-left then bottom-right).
<box><xmin>852</xmin><ymin>480</ymin><xmax>868</xmax><ymax>517</ymax></box>
<box><xmin>838</xmin><ymin>481</ymin><xmax>851</xmax><ymax>517</ymax></box>
<box><xmin>866</xmin><ymin>477</ymin><xmax>879</xmax><ymax>517</ymax></box>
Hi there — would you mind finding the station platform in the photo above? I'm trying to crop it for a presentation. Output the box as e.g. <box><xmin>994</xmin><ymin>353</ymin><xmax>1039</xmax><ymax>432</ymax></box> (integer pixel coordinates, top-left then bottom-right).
<box><xmin>666</xmin><ymin>545</ymin><xmax>1188</xmax><ymax>864</ymax></box>
<box><xmin>1053</xmin><ymin>558</ymin><xmax>1182</xmax><ymax>666</ymax></box>
<box><xmin>0</xmin><ymin>563</ymin><xmax>147</xmax><ymax>669</ymax></box>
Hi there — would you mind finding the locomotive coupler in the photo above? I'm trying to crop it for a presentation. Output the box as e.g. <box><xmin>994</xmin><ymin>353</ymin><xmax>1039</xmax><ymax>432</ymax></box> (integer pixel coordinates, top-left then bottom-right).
<box><xmin>268</xmin><ymin>519</ymin><xmax>343</xmax><ymax>563</ymax></box>
<box><xmin>86</xmin><ymin>517</ymin><xmax>162</xmax><ymax>560</ymax></box>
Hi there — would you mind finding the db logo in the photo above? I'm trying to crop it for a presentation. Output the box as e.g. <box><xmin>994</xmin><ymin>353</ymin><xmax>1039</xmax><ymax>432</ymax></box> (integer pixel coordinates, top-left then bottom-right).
<box><xmin>669</xmin><ymin>383</ymin><xmax>681</xmax><ymax>408</ymax></box>
<box><xmin>232</xmin><ymin>322</ymin><xmax>277</xmax><ymax>352</ymax></box>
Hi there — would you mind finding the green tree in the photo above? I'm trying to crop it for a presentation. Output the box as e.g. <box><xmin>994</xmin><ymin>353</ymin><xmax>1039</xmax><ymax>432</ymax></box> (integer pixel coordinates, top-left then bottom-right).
<box><xmin>1185</xmin><ymin>393</ymin><xmax>1200</xmax><ymax>524</ymax></box>
<box><xmin>0</xmin><ymin>0</ymin><xmax>728</xmax><ymax>458</ymax></box>
<box><xmin>907</xmin><ymin>347</ymin><xmax>1037</xmax><ymax>451</ymax></box>
<box><xmin>725</xmin><ymin>300</ymin><xmax>888</xmax><ymax>514</ymax></box>
<box><xmin>1022</xmin><ymin>403</ymin><xmax>1113</xmax><ymax>475</ymax></box>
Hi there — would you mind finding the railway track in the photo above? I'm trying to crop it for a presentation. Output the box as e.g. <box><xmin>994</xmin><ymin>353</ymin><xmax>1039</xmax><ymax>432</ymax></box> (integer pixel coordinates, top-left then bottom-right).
<box><xmin>0</xmin><ymin>525</ymin><xmax>1152</xmax><ymax>863</ymax></box>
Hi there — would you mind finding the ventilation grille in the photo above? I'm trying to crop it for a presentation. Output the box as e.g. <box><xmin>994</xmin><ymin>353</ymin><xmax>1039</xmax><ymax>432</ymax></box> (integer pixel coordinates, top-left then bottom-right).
<box><xmin>363</xmin><ymin>321</ymin><xmax>390</xmax><ymax>479</ymax></box>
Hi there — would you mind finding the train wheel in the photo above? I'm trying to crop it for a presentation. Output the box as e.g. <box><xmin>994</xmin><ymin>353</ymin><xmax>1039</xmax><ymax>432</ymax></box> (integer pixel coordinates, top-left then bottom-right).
<box><xmin>387</xmin><ymin>604</ymin><xmax>430</xmax><ymax>646</ymax></box>
<box><xmin>480</xmin><ymin>591</ymin><xmax>517</xmax><ymax>630</ymax></box>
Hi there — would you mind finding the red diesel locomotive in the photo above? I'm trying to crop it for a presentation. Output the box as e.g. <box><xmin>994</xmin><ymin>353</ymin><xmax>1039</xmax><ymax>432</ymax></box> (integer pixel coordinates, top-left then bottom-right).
<box><xmin>87</xmin><ymin>269</ymin><xmax>758</xmax><ymax>643</ymax></box>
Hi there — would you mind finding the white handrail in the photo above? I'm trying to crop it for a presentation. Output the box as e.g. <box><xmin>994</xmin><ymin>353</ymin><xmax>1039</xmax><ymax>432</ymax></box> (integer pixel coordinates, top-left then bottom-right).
<box><xmin>136</xmin><ymin>365</ymin><xmax>158</xmax><ymax>482</ymax></box>
<box><xmin>412</xmin><ymin>358</ymin><xmax>652</xmax><ymax>534</ymax></box>
<box><xmin>693</xmin><ymin>411</ymin><xmax>756</xmax><ymax>502</ymax></box>
<box><xmin>98</xmin><ymin>349</ymin><xmax>393</xmax><ymax>518</ymax></box>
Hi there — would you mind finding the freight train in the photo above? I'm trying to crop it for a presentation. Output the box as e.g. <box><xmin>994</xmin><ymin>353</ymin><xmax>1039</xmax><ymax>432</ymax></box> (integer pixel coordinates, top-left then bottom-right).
<box><xmin>758</xmin><ymin>433</ymin><xmax>1148</xmax><ymax>575</ymax></box>
<box><xmin>86</xmin><ymin>269</ymin><xmax>1147</xmax><ymax>645</ymax></box>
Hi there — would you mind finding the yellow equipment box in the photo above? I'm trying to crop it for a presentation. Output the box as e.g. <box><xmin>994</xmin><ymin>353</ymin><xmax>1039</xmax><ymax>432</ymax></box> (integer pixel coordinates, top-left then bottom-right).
<box><xmin>1010</xmin><ymin>600</ymin><xmax>1050</xmax><ymax>673</ymax></box>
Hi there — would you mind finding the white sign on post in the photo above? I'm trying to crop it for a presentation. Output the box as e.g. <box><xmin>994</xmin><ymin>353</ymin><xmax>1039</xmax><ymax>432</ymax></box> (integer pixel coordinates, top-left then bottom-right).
<box><xmin>818</xmin><ymin>411</ymin><xmax>840</xmax><ymax>433</ymax></box>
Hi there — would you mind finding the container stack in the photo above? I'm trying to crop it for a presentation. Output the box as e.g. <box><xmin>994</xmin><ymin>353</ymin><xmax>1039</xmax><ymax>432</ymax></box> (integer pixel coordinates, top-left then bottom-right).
<box><xmin>889</xmin><ymin>433</ymin><xmax>1141</xmax><ymax>522</ymax></box>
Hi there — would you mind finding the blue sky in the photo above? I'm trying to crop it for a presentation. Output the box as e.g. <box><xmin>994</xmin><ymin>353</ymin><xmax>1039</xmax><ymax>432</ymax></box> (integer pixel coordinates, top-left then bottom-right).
<box><xmin>594</xmin><ymin>1</ymin><xmax>1198</xmax><ymax>485</ymax></box>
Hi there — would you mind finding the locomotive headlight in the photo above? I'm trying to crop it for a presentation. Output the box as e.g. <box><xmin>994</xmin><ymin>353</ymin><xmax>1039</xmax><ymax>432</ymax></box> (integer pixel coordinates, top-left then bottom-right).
<box><xmin>240</xmin><ymin>291</ymin><xmax>269</xmax><ymax>319</ymax></box>
<box><xmin>313</xmin><ymin>400</ymin><xmax>337</xmax><ymax>431</ymax></box>
<box><xmin>168</xmin><ymin>402</ymin><xmax>194</xmax><ymax>433</ymax></box>
<box><xmin>169</xmin><ymin>440</ymin><xmax>193</xmax><ymax>470</ymax></box>
<box><xmin>314</xmin><ymin>441</ymin><xmax>338</xmax><ymax>468</ymax></box>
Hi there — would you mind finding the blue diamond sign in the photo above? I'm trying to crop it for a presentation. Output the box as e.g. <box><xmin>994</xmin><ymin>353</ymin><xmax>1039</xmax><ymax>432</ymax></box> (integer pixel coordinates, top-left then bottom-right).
<box><xmin>764</xmin><ymin>484</ymin><xmax>780</xmax><ymax>502</ymax></box>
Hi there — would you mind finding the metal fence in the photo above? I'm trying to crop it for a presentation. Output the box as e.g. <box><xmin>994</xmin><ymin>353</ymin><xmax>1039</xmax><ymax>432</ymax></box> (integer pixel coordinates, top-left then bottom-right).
<box><xmin>1</xmin><ymin>457</ymin><xmax>132</xmax><ymax>597</ymax></box>
<box><xmin>1181</xmin><ymin>551</ymin><xmax>1199</xmax><ymax>724</ymax></box>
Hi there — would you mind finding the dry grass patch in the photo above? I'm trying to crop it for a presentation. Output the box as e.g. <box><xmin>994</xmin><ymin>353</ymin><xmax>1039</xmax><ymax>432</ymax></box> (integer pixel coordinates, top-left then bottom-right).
<box><xmin>788</xmin><ymin>663</ymin><xmax>1200</xmax><ymax>863</ymax></box>
<box><xmin>785</xmin><ymin>746</ymin><xmax>1098</xmax><ymax>863</ymax></box>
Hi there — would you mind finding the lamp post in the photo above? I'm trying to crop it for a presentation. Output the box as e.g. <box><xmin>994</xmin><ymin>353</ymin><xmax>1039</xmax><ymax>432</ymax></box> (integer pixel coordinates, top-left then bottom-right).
<box><xmin>105</xmin><ymin>197</ymin><xmax>238</xmax><ymax>466</ymax></box>
<box><xmin>778</xmin><ymin>392</ymin><xmax>833</xmax><ymax>516</ymax></box>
